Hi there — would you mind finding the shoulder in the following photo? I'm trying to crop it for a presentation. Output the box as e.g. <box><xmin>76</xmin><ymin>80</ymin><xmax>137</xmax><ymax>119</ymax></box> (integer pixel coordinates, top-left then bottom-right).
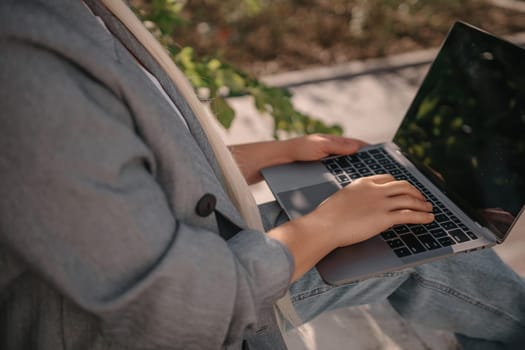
<box><xmin>1</xmin><ymin>0</ymin><xmax>88</xmax><ymax>38</ymax></box>
<box><xmin>0</xmin><ymin>0</ymin><xmax>132</xmax><ymax>132</ymax></box>
<box><xmin>0</xmin><ymin>0</ymin><xmax>119</xmax><ymax>68</ymax></box>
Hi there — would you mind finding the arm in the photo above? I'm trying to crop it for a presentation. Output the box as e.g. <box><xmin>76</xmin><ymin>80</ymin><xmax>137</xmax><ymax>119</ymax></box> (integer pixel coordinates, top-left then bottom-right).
<box><xmin>230</xmin><ymin>136</ymin><xmax>434</xmax><ymax>281</ymax></box>
<box><xmin>0</xmin><ymin>42</ymin><xmax>291</xmax><ymax>348</ymax></box>
<box><xmin>269</xmin><ymin>175</ymin><xmax>435</xmax><ymax>282</ymax></box>
<box><xmin>229</xmin><ymin>134</ymin><xmax>367</xmax><ymax>184</ymax></box>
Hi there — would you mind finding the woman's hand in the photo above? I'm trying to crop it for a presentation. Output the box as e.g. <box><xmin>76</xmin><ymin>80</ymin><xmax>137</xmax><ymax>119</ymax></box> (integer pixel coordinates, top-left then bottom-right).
<box><xmin>282</xmin><ymin>134</ymin><xmax>367</xmax><ymax>162</ymax></box>
<box><xmin>307</xmin><ymin>174</ymin><xmax>434</xmax><ymax>247</ymax></box>
<box><xmin>229</xmin><ymin>134</ymin><xmax>366</xmax><ymax>184</ymax></box>
<box><xmin>268</xmin><ymin>174</ymin><xmax>434</xmax><ymax>282</ymax></box>
<box><xmin>233</xmin><ymin>134</ymin><xmax>434</xmax><ymax>282</ymax></box>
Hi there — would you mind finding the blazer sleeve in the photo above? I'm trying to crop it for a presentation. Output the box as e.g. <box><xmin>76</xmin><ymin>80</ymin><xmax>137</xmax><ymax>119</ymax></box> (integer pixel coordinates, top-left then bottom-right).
<box><xmin>0</xmin><ymin>41</ymin><xmax>293</xmax><ymax>348</ymax></box>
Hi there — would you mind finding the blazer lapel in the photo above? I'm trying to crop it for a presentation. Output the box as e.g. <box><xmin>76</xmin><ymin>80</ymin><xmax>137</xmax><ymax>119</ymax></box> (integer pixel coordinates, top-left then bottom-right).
<box><xmin>83</xmin><ymin>0</ymin><xmax>225</xmax><ymax>186</ymax></box>
<box><xmin>82</xmin><ymin>0</ymin><xmax>247</xmax><ymax>230</ymax></box>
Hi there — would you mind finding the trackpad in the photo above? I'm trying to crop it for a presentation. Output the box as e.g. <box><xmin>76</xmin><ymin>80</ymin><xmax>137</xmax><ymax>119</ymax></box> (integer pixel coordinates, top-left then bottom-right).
<box><xmin>277</xmin><ymin>181</ymin><xmax>340</xmax><ymax>219</ymax></box>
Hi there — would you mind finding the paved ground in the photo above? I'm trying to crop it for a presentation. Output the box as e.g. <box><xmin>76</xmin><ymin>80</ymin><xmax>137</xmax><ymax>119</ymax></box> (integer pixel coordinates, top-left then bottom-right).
<box><xmin>216</xmin><ymin>38</ymin><xmax>525</xmax><ymax>349</ymax></box>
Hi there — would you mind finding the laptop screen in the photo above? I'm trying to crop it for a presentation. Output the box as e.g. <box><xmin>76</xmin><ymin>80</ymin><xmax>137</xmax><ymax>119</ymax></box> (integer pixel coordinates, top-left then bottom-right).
<box><xmin>393</xmin><ymin>22</ymin><xmax>525</xmax><ymax>240</ymax></box>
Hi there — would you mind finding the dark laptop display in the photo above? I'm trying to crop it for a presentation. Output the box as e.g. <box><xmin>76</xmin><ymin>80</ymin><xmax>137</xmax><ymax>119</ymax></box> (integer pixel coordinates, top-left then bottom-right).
<box><xmin>394</xmin><ymin>22</ymin><xmax>525</xmax><ymax>240</ymax></box>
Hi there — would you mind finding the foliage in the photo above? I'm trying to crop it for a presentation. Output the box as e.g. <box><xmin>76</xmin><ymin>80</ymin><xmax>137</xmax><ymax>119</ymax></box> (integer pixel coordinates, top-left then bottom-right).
<box><xmin>132</xmin><ymin>0</ymin><xmax>343</xmax><ymax>139</ymax></box>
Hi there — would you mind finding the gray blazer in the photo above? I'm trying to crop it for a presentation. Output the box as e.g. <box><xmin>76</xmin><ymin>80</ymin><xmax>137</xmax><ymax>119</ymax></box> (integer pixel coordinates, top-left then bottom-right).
<box><xmin>0</xmin><ymin>0</ymin><xmax>293</xmax><ymax>348</ymax></box>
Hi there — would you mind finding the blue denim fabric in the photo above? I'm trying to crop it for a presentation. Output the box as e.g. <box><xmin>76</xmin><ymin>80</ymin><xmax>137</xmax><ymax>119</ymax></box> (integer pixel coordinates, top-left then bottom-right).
<box><xmin>290</xmin><ymin>249</ymin><xmax>525</xmax><ymax>349</ymax></box>
<box><xmin>252</xmin><ymin>202</ymin><xmax>525</xmax><ymax>349</ymax></box>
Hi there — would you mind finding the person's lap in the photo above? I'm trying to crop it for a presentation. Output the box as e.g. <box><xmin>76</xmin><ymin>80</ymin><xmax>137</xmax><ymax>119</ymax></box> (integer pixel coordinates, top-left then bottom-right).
<box><xmin>289</xmin><ymin>248</ymin><xmax>525</xmax><ymax>348</ymax></box>
<box><xmin>257</xmin><ymin>201</ymin><xmax>525</xmax><ymax>348</ymax></box>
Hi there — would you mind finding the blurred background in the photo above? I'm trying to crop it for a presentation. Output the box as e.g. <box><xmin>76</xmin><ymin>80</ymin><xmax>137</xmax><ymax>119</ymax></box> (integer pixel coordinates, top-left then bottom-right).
<box><xmin>162</xmin><ymin>0</ymin><xmax>525</xmax><ymax>76</ymax></box>
<box><xmin>131</xmin><ymin>0</ymin><xmax>525</xmax><ymax>139</ymax></box>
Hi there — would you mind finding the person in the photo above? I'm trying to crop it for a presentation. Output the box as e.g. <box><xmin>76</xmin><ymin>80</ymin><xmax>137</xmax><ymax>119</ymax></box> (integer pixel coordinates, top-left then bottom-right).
<box><xmin>0</xmin><ymin>0</ymin><xmax>524</xmax><ymax>349</ymax></box>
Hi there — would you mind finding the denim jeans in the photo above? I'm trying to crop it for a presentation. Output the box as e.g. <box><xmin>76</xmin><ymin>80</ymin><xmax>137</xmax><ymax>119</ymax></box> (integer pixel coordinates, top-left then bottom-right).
<box><xmin>247</xmin><ymin>201</ymin><xmax>525</xmax><ymax>349</ymax></box>
<box><xmin>289</xmin><ymin>249</ymin><xmax>525</xmax><ymax>349</ymax></box>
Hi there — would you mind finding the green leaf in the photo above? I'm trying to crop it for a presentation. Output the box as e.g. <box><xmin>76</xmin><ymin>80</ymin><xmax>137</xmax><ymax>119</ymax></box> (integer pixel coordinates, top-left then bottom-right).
<box><xmin>242</xmin><ymin>0</ymin><xmax>261</xmax><ymax>15</ymax></box>
<box><xmin>207</xmin><ymin>59</ymin><xmax>222</xmax><ymax>71</ymax></box>
<box><xmin>152</xmin><ymin>0</ymin><xmax>185</xmax><ymax>32</ymax></box>
<box><xmin>216</xmin><ymin>70</ymin><xmax>246</xmax><ymax>93</ymax></box>
<box><xmin>211</xmin><ymin>97</ymin><xmax>236</xmax><ymax>129</ymax></box>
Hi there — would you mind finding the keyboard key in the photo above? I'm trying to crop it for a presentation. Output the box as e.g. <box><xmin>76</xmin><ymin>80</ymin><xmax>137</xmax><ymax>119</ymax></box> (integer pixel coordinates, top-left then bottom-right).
<box><xmin>344</xmin><ymin>167</ymin><xmax>358</xmax><ymax>174</ymax></box>
<box><xmin>400</xmin><ymin>234</ymin><xmax>427</xmax><ymax>254</ymax></box>
<box><xmin>387</xmin><ymin>239</ymin><xmax>405</xmax><ymax>249</ymax></box>
<box><xmin>435</xmin><ymin>214</ymin><xmax>449</xmax><ymax>222</ymax></box>
<box><xmin>430</xmin><ymin>228</ymin><xmax>448</xmax><ymax>238</ymax></box>
<box><xmin>424</xmin><ymin>221</ymin><xmax>440</xmax><ymax>230</ymax></box>
<box><xmin>382</xmin><ymin>154</ymin><xmax>392</xmax><ymax>160</ymax></box>
<box><xmin>350</xmin><ymin>173</ymin><xmax>360</xmax><ymax>179</ymax></box>
<box><xmin>359</xmin><ymin>152</ymin><xmax>372</xmax><ymax>159</ymax></box>
<box><xmin>410</xmin><ymin>226</ymin><xmax>428</xmax><ymax>235</ymax></box>
<box><xmin>381</xmin><ymin>230</ymin><xmax>397</xmax><ymax>240</ymax></box>
<box><xmin>438</xmin><ymin>237</ymin><xmax>456</xmax><ymax>246</ymax></box>
<box><xmin>335</xmin><ymin>157</ymin><xmax>350</xmax><ymax>168</ymax></box>
<box><xmin>354</xmin><ymin>162</ymin><xmax>366</xmax><ymax>169</ymax></box>
<box><xmin>347</xmin><ymin>155</ymin><xmax>360</xmax><ymax>163</ymax></box>
<box><xmin>441</xmin><ymin>221</ymin><xmax>458</xmax><ymax>230</ymax></box>
<box><xmin>394</xmin><ymin>225</ymin><xmax>410</xmax><ymax>234</ymax></box>
<box><xmin>450</xmin><ymin>229</ymin><xmax>471</xmax><ymax>243</ymax></box>
<box><xmin>451</xmin><ymin>216</ymin><xmax>461</xmax><ymax>224</ymax></box>
<box><xmin>394</xmin><ymin>247</ymin><xmax>412</xmax><ymax>257</ymax></box>
<box><xmin>375</xmin><ymin>169</ymin><xmax>387</xmax><ymax>174</ymax></box>
<box><xmin>413</xmin><ymin>180</ymin><xmax>424</xmax><ymax>188</ymax></box>
<box><xmin>418</xmin><ymin>234</ymin><xmax>442</xmax><ymax>250</ymax></box>
<box><xmin>337</xmin><ymin>175</ymin><xmax>349</xmax><ymax>183</ymax></box>
<box><xmin>465</xmin><ymin>230</ymin><xmax>478</xmax><ymax>240</ymax></box>
<box><xmin>384</xmin><ymin>164</ymin><xmax>397</xmax><ymax>170</ymax></box>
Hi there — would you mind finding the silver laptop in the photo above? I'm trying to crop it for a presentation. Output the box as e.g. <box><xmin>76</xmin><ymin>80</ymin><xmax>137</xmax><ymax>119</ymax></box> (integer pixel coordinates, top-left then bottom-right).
<box><xmin>262</xmin><ymin>21</ymin><xmax>525</xmax><ymax>285</ymax></box>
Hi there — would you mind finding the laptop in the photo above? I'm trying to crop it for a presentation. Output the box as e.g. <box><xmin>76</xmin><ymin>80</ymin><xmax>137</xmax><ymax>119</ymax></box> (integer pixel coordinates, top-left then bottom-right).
<box><xmin>262</xmin><ymin>21</ymin><xmax>525</xmax><ymax>285</ymax></box>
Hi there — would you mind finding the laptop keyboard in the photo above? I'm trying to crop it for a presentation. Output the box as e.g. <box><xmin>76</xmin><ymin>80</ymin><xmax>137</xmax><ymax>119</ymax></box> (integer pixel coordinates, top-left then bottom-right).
<box><xmin>321</xmin><ymin>148</ymin><xmax>478</xmax><ymax>258</ymax></box>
